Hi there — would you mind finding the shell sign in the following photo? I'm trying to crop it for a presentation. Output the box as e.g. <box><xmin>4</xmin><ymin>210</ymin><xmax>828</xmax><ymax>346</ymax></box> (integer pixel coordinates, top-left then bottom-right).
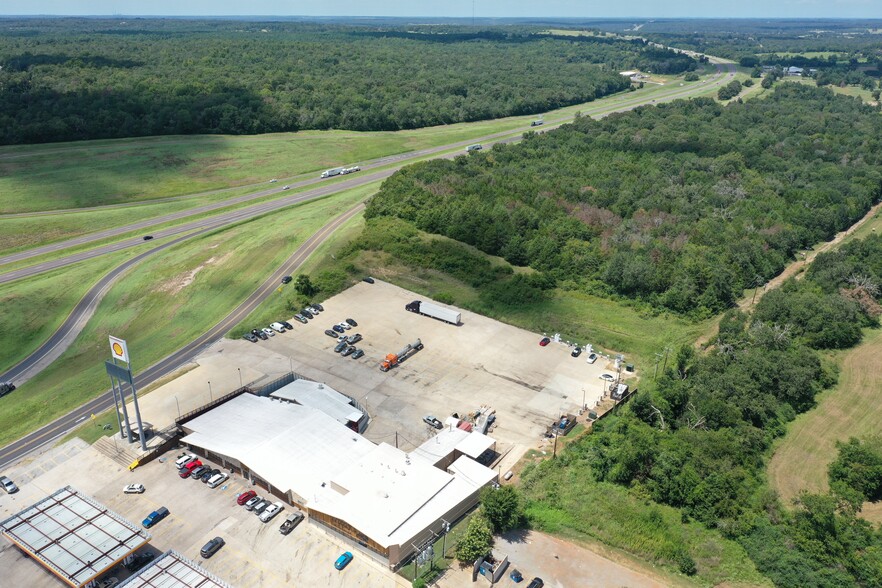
<box><xmin>109</xmin><ymin>336</ymin><xmax>130</xmax><ymax>363</ymax></box>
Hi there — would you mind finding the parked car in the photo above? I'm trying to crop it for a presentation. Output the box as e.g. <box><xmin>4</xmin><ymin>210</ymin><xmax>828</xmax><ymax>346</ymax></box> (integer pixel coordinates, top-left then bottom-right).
<box><xmin>141</xmin><ymin>507</ymin><xmax>170</xmax><ymax>528</ymax></box>
<box><xmin>125</xmin><ymin>552</ymin><xmax>155</xmax><ymax>572</ymax></box>
<box><xmin>510</xmin><ymin>569</ymin><xmax>523</xmax><ymax>583</ymax></box>
<box><xmin>332</xmin><ymin>324</ymin><xmax>345</xmax><ymax>334</ymax></box>
<box><xmin>351</xmin><ymin>349</ymin><xmax>365</xmax><ymax>360</ymax></box>
<box><xmin>301</xmin><ymin>308</ymin><xmax>314</xmax><ymax>319</ymax></box>
<box><xmin>243</xmin><ymin>333</ymin><xmax>258</xmax><ymax>343</ymax></box>
<box><xmin>337</xmin><ymin>321</ymin><xmax>351</xmax><ymax>331</ymax></box>
<box><xmin>281</xmin><ymin>276</ymin><xmax>292</xmax><ymax>284</ymax></box>
<box><xmin>539</xmin><ymin>337</ymin><xmax>551</xmax><ymax>347</ymax></box>
<box><xmin>334</xmin><ymin>341</ymin><xmax>349</xmax><ymax>353</ymax></box>
<box><xmin>526</xmin><ymin>578</ymin><xmax>544</xmax><ymax>588</ymax></box>
<box><xmin>423</xmin><ymin>416</ymin><xmax>442</xmax><ymax>429</ymax></box>
<box><xmin>600</xmin><ymin>374</ymin><xmax>615</xmax><ymax>382</ymax></box>
<box><xmin>345</xmin><ymin>318</ymin><xmax>357</xmax><ymax>327</ymax></box>
<box><xmin>586</xmin><ymin>352</ymin><xmax>598</xmax><ymax>364</ymax></box>
<box><xmin>252</xmin><ymin>499</ymin><xmax>271</xmax><ymax>515</ymax></box>
<box><xmin>362</xmin><ymin>276</ymin><xmax>375</xmax><ymax>284</ymax></box>
<box><xmin>200</xmin><ymin>537</ymin><xmax>225</xmax><ymax>559</ymax></box>
<box><xmin>0</xmin><ymin>475</ymin><xmax>19</xmax><ymax>494</ymax></box>
<box><xmin>571</xmin><ymin>347</ymin><xmax>582</xmax><ymax>358</ymax></box>
<box><xmin>281</xmin><ymin>320</ymin><xmax>294</xmax><ymax>330</ymax></box>
<box><xmin>295</xmin><ymin>315</ymin><xmax>309</xmax><ymax>324</ymax></box>
<box><xmin>335</xmin><ymin>551</ymin><xmax>353</xmax><ymax>570</ymax></box>
<box><xmin>307</xmin><ymin>305</ymin><xmax>322</xmax><ymax>314</ymax></box>
<box><xmin>337</xmin><ymin>335</ymin><xmax>347</xmax><ymax>343</ymax></box>
<box><xmin>311</xmin><ymin>303</ymin><xmax>324</xmax><ymax>312</ymax></box>
<box><xmin>96</xmin><ymin>577</ymin><xmax>119</xmax><ymax>588</ymax></box>
<box><xmin>207</xmin><ymin>473</ymin><xmax>229</xmax><ymax>488</ymax></box>
<box><xmin>189</xmin><ymin>465</ymin><xmax>209</xmax><ymax>479</ymax></box>
<box><xmin>200</xmin><ymin>468</ymin><xmax>220</xmax><ymax>483</ymax></box>
<box><xmin>346</xmin><ymin>333</ymin><xmax>362</xmax><ymax>345</ymax></box>
<box><xmin>324</xmin><ymin>329</ymin><xmax>338</xmax><ymax>338</ymax></box>
<box><xmin>179</xmin><ymin>461</ymin><xmax>202</xmax><ymax>478</ymax></box>
<box><xmin>244</xmin><ymin>496</ymin><xmax>262</xmax><ymax>511</ymax></box>
<box><xmin>175</xmin><ymin>454</ymin><xmax>198</xmax><ymax>468</ymax></box>
<box><xmin>262</xmin><ymin>327</ymin><xmax>275</xmax><ymax>337</ymax></box>
<box><xmin>237</xmin><ymin>490</ymin><xmax>257</xmax><ymax>505</ymax></box>
<box><xmin>279</xmin><ymin>512</ymin><xmax>305</xmax><ymax>535</ymax></box>
<box><xmin>270</xmin><ymin>322</ymin><xmax>286</xmax><ymax>333</ymax></box>
<box><xmin>341</xmin><ymin>346</ymin><xmax>355</xmax><ymax>357</ymax></box>
<box><xmin>123</xmin><ymin>484</ymin><xmax>145</xmax><ymax>494</ymax></box>
<box><xmin>252</xmin><ymin>329</ymin><xmax>268</xmax><ymax>341</ymax></box>
<box><xmin>259</xmin><ymin>502</ymin><xmax>284</xmax><ymax>523</ymax></box>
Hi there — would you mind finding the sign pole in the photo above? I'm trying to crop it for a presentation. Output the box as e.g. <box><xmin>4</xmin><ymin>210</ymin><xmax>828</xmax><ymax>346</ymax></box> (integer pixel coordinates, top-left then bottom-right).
<box><xmin>107</xmin><ymin>373</ymin><xmax>124</xmax><ymax>437</ymax></box>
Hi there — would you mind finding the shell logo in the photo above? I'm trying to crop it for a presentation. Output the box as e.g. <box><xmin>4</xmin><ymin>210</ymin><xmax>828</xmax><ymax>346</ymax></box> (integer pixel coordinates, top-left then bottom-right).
<box><xmin>109</xmin><ymin>336</ymin><xmax>129</xmax><ymax>363</ymax></box>
<box><xmin>112</xmin><ymin>341</ymin><xmax>124</xmax><ymax>357</ymax></box>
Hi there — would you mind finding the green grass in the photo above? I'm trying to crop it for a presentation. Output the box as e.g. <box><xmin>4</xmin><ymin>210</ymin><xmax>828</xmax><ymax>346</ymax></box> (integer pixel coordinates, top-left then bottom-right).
<box><xmin>0</xmin><ymin>187</ymin><xmax>368</xmax><ymax>448</ymax></box>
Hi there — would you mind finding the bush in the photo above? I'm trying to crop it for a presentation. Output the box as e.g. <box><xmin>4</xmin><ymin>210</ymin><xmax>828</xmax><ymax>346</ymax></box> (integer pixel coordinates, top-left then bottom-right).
<box><xmin>480</xmin><ymin>485</ymin><xmax>526</xmax><ymax>533</ymax></box>
<box><xmin>412</xmin><ymin>580</ymin><xmax>426</xmax><ymax>588</ymax></box>
<box><xmin>675</xmin><ymin>549</ymin><xmax>698</xmax><ymax>575</ymax></box>
<box><xmin>684</xmin><ymin>72</ymin><xmax>700</xmax><ymax>82</ymax></box>
<box><xmin>455</xmin><ymin>514</ymin><xmax>493</xmax><ymax>563</ymax></box>
<box><xmin>828</xmin><ymin>437</ymin><xmax>882</xmax><ymax>502</ymax></box>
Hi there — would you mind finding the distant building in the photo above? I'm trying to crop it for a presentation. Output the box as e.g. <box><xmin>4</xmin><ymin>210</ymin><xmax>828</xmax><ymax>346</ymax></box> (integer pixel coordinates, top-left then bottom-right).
<box><xmin>786</xmin><ymin>66</ymin><xmax>804</xmax><ymax>76</ymax></box>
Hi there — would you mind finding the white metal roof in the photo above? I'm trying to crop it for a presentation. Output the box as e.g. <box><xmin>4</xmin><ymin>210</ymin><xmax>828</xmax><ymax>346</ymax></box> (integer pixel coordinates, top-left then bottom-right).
<box><xmin>456</xmin><ymin>431</ymin><xmax>495</xmax><ymax>459</ymax></box>
<box><xmin>411</xmin><ymin>427</ymin><xmax>495</xmax><ymax>465</ymax></box>
<box><xmin>118</xmin><ymin>550</ymin><xmax>232</xmax><ymax>588</ymax></box>
<box><xmin>0</xmin><ymin>486</ymin><xmax>150</xmax><ymax>588</ymax></box>
<box><xmin>270</xmin><ymin>379</ymin><xmax>363</xmax><ymax>424</ymax></box>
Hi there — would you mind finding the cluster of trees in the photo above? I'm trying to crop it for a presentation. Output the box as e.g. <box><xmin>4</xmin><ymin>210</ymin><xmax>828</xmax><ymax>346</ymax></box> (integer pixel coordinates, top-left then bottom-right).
<box><xmin>717</xmin><ymin>79</ymin><xmax>742</xmax><ymax>100</ymax></box>
<box><xmin>366</xmin><ymin>84</ymin><xmax>882</xmax><ymax>317</ymax></box>
<box><xmin>0</xmin><ymin>19</ymin><xmax>698</xmax><ymax>144</ymax></box>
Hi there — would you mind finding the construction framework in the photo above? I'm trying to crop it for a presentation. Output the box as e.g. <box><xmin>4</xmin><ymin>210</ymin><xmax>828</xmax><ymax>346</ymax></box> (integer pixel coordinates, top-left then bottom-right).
<box><xmin>119</xmin><ymin>550</ymin><xmax>233</xmax><ymax>588</ymax></box>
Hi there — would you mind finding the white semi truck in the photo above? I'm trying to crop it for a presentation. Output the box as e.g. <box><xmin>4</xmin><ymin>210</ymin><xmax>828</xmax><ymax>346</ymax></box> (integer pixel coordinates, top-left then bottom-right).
<box><xmin>320</xmin><ymin>167</ymin><xmax>344</xmax><ymax>178</ymax></box>
<box><xmin>405</xmin><ymin>300</ymin><xmax>461</xmax><ymax>325</ymax></box>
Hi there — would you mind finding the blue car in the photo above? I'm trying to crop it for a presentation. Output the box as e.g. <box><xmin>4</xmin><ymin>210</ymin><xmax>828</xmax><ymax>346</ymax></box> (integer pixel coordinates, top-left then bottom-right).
<box><xmin>334</xmin><ymin>551</ymin><xmax>353</xmax><ymax>570</ymax></box>
<box><xmin>142</xmin><ymin>506</ymin><xmax>169</xmax><ymax>528</ymax></box>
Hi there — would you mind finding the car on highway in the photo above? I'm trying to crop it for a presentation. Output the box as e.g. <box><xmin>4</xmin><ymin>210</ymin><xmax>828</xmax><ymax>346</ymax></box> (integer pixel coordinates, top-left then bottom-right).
<box><xmin>423</xmin><ymin>416</ymin><xmax>443</xmax><ymax>429</ymax></box>
<box><xmin>600</xmin><ymin>374</ymin><xmax>615</xmax><ymax>382</ymax></box>
<box><xmin>142</xmin><ymin>507</ymin><xmax>170</xmax><ymax>529</ymax></box>
<box><xmin>324</xmin><ymin>329</ymin><xmax>338</xmax><ymax>338</ymax></box>
<box><xmin>0</xmin><ymin>475</ymin><xmax>19</xmax><ymax>494</ymax></box>
<box><xmin>237</xmin><ymin>490</ymin><xmax>257</xmax><ymax>505</ymax></box>
<box><xmin>281</xmin><ymin>275</ymin><xmax>292</xmax><ymax>284</ymax></box>
<box><xmin>334</xmin><ymin>341</ymin><xmax>349</xmax><ymax>353</ymax></box>
<box><xmin>332</xmin><ymin>324</ymin><xmax>345</xmax><ymax>334</ymax></box>
<box><xmin>341</xmin><ymin>346</ymin><xmax>355</xmax><ymax>357</ymax></box>
<box><xmin>142</xmin><ymin>235</ymin><xmax>154</xmax><ymax>241</ymax></box>
<box><xmin>351</xmin><ymin>349</ymin><xmax>365</xmax><ymax>360</ymax></box>
<box><xmin>207</xmin><ymin>473</ymin><xmax>228</xmax><ymax>488</ymax></box>
<box><xmin>244</xmin><ymin>496</ymin><xmax>262</xmax><ymax>511</ymax></box>
<box><xmin>259</xmin><ymin>502</ymin><xmax>284</xmax><ymax>523</ymax></box>
<box><xmin>123</xmin><ymin>484</ymin><xmax>145</xmax><ymax>494</ymax></box>
<box><xmin>586</xmin><ymin>352</ymin><xmax>598</xmax><ymax>364</ymax></box>
<box><xmin>282</xmin><ymin>185</ymin><xmax>290</xmax><ymax>190</ymax></box>
<box><xmin>125</xmin><ymin>552</ymin><xmax>155</xmax><ymax>572</ymax></box>
<box><xmin>262</xmin><ymin>327</ymin><xmax>275</xmax><ymax>337</ymax></box>
<box><xmin>346</xmin><ymin>333</ymin><xmax>362</xmax><ymax>345</ymax></box>
<box><xmin>362</xmin><ymin>276</ymin><xmax>375</xmax><ymax>284</ymax></box>
<box><xmin>539</xmin><ymin>337</ymin><xmax>551</xmax><ymax>347</ymax></box>
<box><xmin>337</xmin><ymin>321</ymin><xmax>351</xmax><ymax>331</ymax></box>
<box><xmin>571</xmin><ymin>347</ymin><xmax>582</xmax><ymax>358</ymax></box>
<box><xmin>295</xmin><ymin>315</ymin><xmax>309</xmax><ymax>324</ymax></box>
<box><xmin>200</xmin><ymin>537</ymin><xmax>225</xmax><ymax>559</ymax></box>
<box><xmin>269</xmin><ymin>179</ymin><xmax>278</xmax><ymax>183</ymax></box>
<box><xmin>0</xmin><ymin>381</ymin><xmax>15</xmax><ymax>397</ymax></box>
<box><xmin>281</xmin><ymin>320</ymin><xmax>294</xmax><ymax>330</ymax></box>
<box><xmin>334</xmin><ymin>551</ymin><xmax>353</xmax><ymax>570</ymax></box>
<box><xmin>345</xmin><ymin>318</ymin><xmax>357</xmax><ymax>327</ymax></box>
<box><xmin>243</xmin><ymin>333</ymin><xmax>258</xmax><ymax>343</ymax></box>
<box><xmin>270</xmin><ymin>322</ymin><xmax>286</xmax><ymax>333</ymax></box>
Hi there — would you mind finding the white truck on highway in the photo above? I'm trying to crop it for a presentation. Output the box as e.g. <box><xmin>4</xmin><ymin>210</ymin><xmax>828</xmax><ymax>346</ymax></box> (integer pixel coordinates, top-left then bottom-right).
<box><xmin>320</xmin><ymin>167</ymin><xmax>344</xmax><ymax>178</ymax></box>
<box><xmin>405</xmin><ymin>300</ymin><xmax>461</xmax><ymax>325</ymax></box>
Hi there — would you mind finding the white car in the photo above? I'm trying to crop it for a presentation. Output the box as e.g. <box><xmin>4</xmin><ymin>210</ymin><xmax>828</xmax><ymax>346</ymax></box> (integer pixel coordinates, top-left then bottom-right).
<box><xmin>600</xmin><ymin>373</ymin><xmax>615</xmax><ymax>382</ymax></box>
<box><xmin>259</xmin><ymin>502</ymin><xmax>284</xmax><ymax>523</ymax></box>
<box><xmin>123</xmin><ymin>484</ymin><xmax>145</xmax><ymax>494</ymax></box>
<box><xmin>586</xmin><ymin>352</ymin><xmax>598</xmax><ymax>364</ymax></box>
<box><xmin>269</xmin><ymin>179</ymin><xmax>278</xmax><ymax>183</ymax></box>
<box><xmin>174</xmin><ymin>453</ymin><xmax>197</xmax><ymax>468</ymax></box>
<box><xmin>282</xmin><ymin>185</ymin><xmax>290</xmax><ymax>190</ymax></box>
<box><xmin>207</xmin><ymin>473</ymin><xmax>229</xmax><ymax>489</ymax></box>
<box><xmin>262</xmin><ymin>327</ymin><xmax>275</xmax><ymax>337</ymax></box>
<box><xmin>270</xmin><ymin>322</ymin><xmax>286</xmax><ymax>333</ymax></box>
<box><xmin>337</xmin><ymin>322</ymin><xmax>351</xmax><ymax>331</ymax></box>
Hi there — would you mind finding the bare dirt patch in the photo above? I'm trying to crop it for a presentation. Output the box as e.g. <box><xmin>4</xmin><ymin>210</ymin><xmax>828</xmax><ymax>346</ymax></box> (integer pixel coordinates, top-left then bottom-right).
<box><xmin>157</xmin><ymin>253</ymin><xmax>232</xmax><ymax>295</ymax></box>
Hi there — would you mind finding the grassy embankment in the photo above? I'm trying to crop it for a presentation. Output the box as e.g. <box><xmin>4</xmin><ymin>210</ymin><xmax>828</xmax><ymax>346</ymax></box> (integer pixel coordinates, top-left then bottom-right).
<box><xmin>0</xmin><ymin>185</ymin><xmax>371</xmax><ymax>449</ymax></box>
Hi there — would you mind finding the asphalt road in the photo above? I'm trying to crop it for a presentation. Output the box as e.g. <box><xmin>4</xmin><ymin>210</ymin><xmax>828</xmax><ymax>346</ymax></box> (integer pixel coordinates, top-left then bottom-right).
<box><xmin>0</xmin><ymin>58</ymin><xmax>735</xmax><ymax>470</ymax></box>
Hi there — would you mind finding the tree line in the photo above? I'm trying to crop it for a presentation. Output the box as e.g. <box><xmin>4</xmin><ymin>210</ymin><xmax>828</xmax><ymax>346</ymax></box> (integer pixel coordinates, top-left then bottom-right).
<box><xmin>0</xmin><ymin>19</ymin><xmax>697</xmax><ymax>144</ymax></box>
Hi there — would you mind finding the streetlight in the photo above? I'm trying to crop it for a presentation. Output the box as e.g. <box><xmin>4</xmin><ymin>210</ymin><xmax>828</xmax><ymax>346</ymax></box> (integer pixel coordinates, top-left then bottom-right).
<box><xmin>174</xmin><ymin>396</ymin><xmax>181</xmax><ymax>418</ymax></box>
<box><xmin>208</xmin><ymin>381</ymin><xmax>212</xmax><ymax>401</ymax></box>
<box><xmin>237</xmin><ymin>368</ymin><xmax>243</xmax><ymax>387</ymax></box>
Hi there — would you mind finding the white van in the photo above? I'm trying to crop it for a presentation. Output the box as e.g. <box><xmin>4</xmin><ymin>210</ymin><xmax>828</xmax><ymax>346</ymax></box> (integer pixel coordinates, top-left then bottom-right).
<box><xmin>270</xmin><ymin>322</ymin><xmax>286</xmax><ymax>333</ymax></box>
<box><xmin>207</xmin><ymin>473</ymin><xmax>228</xmax><ymax>488</ymax></box>
<box><xmin>175</xmin><ymin>454</ymin><xmax>197</xmax><ymax>468</ymax></box>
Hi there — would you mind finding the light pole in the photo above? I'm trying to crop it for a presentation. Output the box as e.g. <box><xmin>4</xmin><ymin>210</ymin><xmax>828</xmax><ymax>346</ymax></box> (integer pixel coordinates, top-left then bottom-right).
<box><xmin>237</xmin><ymin>368</ymin><xmax>243</xmax><ymax>387</ymax></box>
<box><xmin>208</xmin><ymin>381</ymin><xmax>212</xmax><ymax>401</ymax></box>
<box><xmin>174</xmin><ymin>396</ymin><xmax>181</xmax><ymax>418</ymax></box>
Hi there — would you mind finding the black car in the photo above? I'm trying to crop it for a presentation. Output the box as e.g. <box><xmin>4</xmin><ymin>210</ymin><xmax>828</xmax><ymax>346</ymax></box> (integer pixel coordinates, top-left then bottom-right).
<box><xmin>345</xmin><ymin>318</ymin><xmax>357</xmax><ymax>327</ymax></box>
<box><xmin>0</xmin><ymin>382</ymin><xmax>16</xmax><ymax>397</ymax></box>
<box><xmin>143</xmin><ymin>235</ymin><xmax>154</xmax><ymax>241</ymax></box>
<box><xmin>332</xmin><ymin>324</ymin><xmax>345</xmax><ymax>334</ymax></box>
<box><xmin>526</xmin><ymin>578</ymin><xmax>544</xmax><ymax>588</ymax></box>
<box><xmin>363</xmin><ymin>277</ymin><xmax>375</xmax><ymax>284</ymax></box>
<box><xmin>571</xmin><ymin>347</ymin><xmax>582</xmax><ymax>358</ymax></box>
<box><xmin>257</xmin><ymin>330</ymin><xmax>268</xmax><ymax>340</ymax></box>
<box><xmin>281</xmin><ymin>275</ymin><xmax>292</xmax><ymax>284</ymax></box>
<box><xmin>201</xmin><ymin>468</ymin><xmax>220</xmax><ymax>483</ymax></box>
<box><xmin>351</xmin><ymin>349</ymin><xmax>365</xmax><ymax>360</ymax></box>
<box><xmin>312</xmin><ymin>303</ymin><xmax>325</xmax><ymax>312</ymax></box>
<box><xmin>324</xmin><ymin>329</ymin><xmax>338</xmax><ymax>338</ymax></box>
<box><xmin>200</xmin><ymin>537</ymin><xmax>225</xmax><ymax>559</ymax></box>
<box><xmin>243</xmin><ymin>333</ymin><xmax>258</xmax><ymax>343</ymax></box>
<box><xmin>334</xmin><ymin>341</ymin><xmax>349</xmax><ymax>353</ymax></box>
<box><xmin>281</xmin><ymin>321</ymin><xmax>294</xmax><ymax>330</ymax></box>
<box><xmin>125</xmin><ymin>552</ymin><xmax>155</xmax><ymax>572</ymax></box>
<box><xmin>301</xmin><ymin>308</ymin><xmax>314</xmax><ymax>319</ymax></box>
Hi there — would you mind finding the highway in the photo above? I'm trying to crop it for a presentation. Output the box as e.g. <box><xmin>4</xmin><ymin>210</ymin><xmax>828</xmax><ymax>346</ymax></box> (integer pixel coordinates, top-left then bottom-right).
<box><xmin>0</xmin><ymin>58</ymin><xmax>736</xmax><ymax>470</ymax></box>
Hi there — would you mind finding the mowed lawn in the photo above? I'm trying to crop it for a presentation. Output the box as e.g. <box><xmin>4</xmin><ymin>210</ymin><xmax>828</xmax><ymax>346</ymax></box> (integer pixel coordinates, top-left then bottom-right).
<box><xmin>0</xmin><ymin>187</ymin><xmax>368</xmax><ymax>448</ymax></box>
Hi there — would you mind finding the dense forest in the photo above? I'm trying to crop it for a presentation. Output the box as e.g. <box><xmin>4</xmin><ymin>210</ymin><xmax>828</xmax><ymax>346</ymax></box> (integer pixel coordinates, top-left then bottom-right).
<box><xmin>0</xmin><ymin>19</ymin><xmax>697</xmax><ymax>145</ymax></box>
<box><xmin>365</xmin><ymin>84</ymin><xmax>882</xmax><ymax>318</ymax></box>
<box><xmin>520</xmin><ymin>234</ymin><xmax>882</xmax><ymax>586</ymax></box>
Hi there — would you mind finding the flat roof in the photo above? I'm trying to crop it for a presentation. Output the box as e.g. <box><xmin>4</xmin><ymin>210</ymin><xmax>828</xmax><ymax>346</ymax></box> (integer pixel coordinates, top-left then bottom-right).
<box><xmin>412</xmin><ymin>427</ymin><xmax>495</xmax><ymax>465</ymax></box>
<box><xmin>119</xmin><ymin>550</ymin><xmax>233</xmax><ymax>588</ymax></box>
<box><xmin>270</xmin><ymin>379</ymin><xmax>362</xmax><ymax>424</ymax></box>
<box><xmin>0</xmin><ymin>486</ymin><xmax>150</xmax><ymax>588</ymax></box>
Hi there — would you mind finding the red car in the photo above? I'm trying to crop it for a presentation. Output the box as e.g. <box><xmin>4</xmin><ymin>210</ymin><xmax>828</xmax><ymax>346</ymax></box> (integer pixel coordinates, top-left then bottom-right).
<box><xmin>539</xmin><ymin>337</ymin><xmax>551</xmax><ymax>347</ymax></box>
<box><xmin>237</xmin><ymin>490</ymin><xmax>257</xmax><ymax>506</ymax></box>
<box><xmin>178</xmin><ymin>460</ymin><xmax>202</xmax><ymax>478</ymax></box>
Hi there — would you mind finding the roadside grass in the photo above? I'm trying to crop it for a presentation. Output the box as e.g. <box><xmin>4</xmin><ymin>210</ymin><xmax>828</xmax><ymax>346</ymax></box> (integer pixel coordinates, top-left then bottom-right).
<box><xmin>0</xmin><ymin>187</ymin><xmax>367</xmax><ymax>448</ymax></box>
<box><xmin>522</xmin><ymin>469</ymin><xmax>771</xmax><ymax>587</ymax></box>
<box><xmin>0</xmin><ymin>251</ymin><xmax>132</xmax><ymax>373</ymax></box>
<box><xmin>785</xmin><ymin>76</ymin><xmax>878</xmax><ymax>103</ymax></box>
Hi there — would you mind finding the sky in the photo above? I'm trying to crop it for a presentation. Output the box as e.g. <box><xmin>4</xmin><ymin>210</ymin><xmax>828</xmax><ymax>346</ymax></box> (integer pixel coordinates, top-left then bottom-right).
<box><xmin>2</xmin><ymin>0</ymin><xmax>881</xmax><ymax>19</ymax></box>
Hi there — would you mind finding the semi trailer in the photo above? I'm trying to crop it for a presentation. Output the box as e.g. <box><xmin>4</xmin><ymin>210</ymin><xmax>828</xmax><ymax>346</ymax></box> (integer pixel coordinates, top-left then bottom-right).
<box><xmin>405</xmin><ymin>300</ymin><xmax>460</xmax><ymax>325</ymax></box>
<box><xmin>380</xmin><ymin>338</ymin><xmax>423</xmax><ymax>372</ymax></box>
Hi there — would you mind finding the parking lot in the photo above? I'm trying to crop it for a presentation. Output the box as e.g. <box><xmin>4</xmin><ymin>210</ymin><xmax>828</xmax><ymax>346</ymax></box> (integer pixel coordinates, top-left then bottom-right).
<box><xmin>0</xmin><ymin>444</ymin><xmax>407</xmax><ymax>588</ymax></box>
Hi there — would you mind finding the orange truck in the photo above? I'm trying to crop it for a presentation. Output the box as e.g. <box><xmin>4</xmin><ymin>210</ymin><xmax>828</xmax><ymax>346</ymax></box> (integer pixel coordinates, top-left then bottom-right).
<box><xmin>380</xmin><ymin>339</ymin><xmax>424</xmax><ymax>372</ymax></box>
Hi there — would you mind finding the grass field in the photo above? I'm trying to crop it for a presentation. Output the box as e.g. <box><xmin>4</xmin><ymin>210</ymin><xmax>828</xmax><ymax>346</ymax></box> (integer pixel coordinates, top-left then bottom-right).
<box><xmin>0</xmin><ymin>187</ymin><xmax>368</xmax><ymax>448</ymax></box>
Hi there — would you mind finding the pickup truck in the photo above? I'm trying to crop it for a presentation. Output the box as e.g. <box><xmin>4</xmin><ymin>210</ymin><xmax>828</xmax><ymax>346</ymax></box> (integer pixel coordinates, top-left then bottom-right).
<box><xmin>280</xmin><ymin>512</ymin><xmax>305</xmax><ymax>535</ymax></box>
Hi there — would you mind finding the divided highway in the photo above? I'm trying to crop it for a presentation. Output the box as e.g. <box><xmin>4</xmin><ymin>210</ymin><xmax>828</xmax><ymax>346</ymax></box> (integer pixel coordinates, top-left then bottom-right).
<box><xmin>0</xmin><ymin>58</ymin><xmax>736</xmax><ymax>470</ymax></box>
